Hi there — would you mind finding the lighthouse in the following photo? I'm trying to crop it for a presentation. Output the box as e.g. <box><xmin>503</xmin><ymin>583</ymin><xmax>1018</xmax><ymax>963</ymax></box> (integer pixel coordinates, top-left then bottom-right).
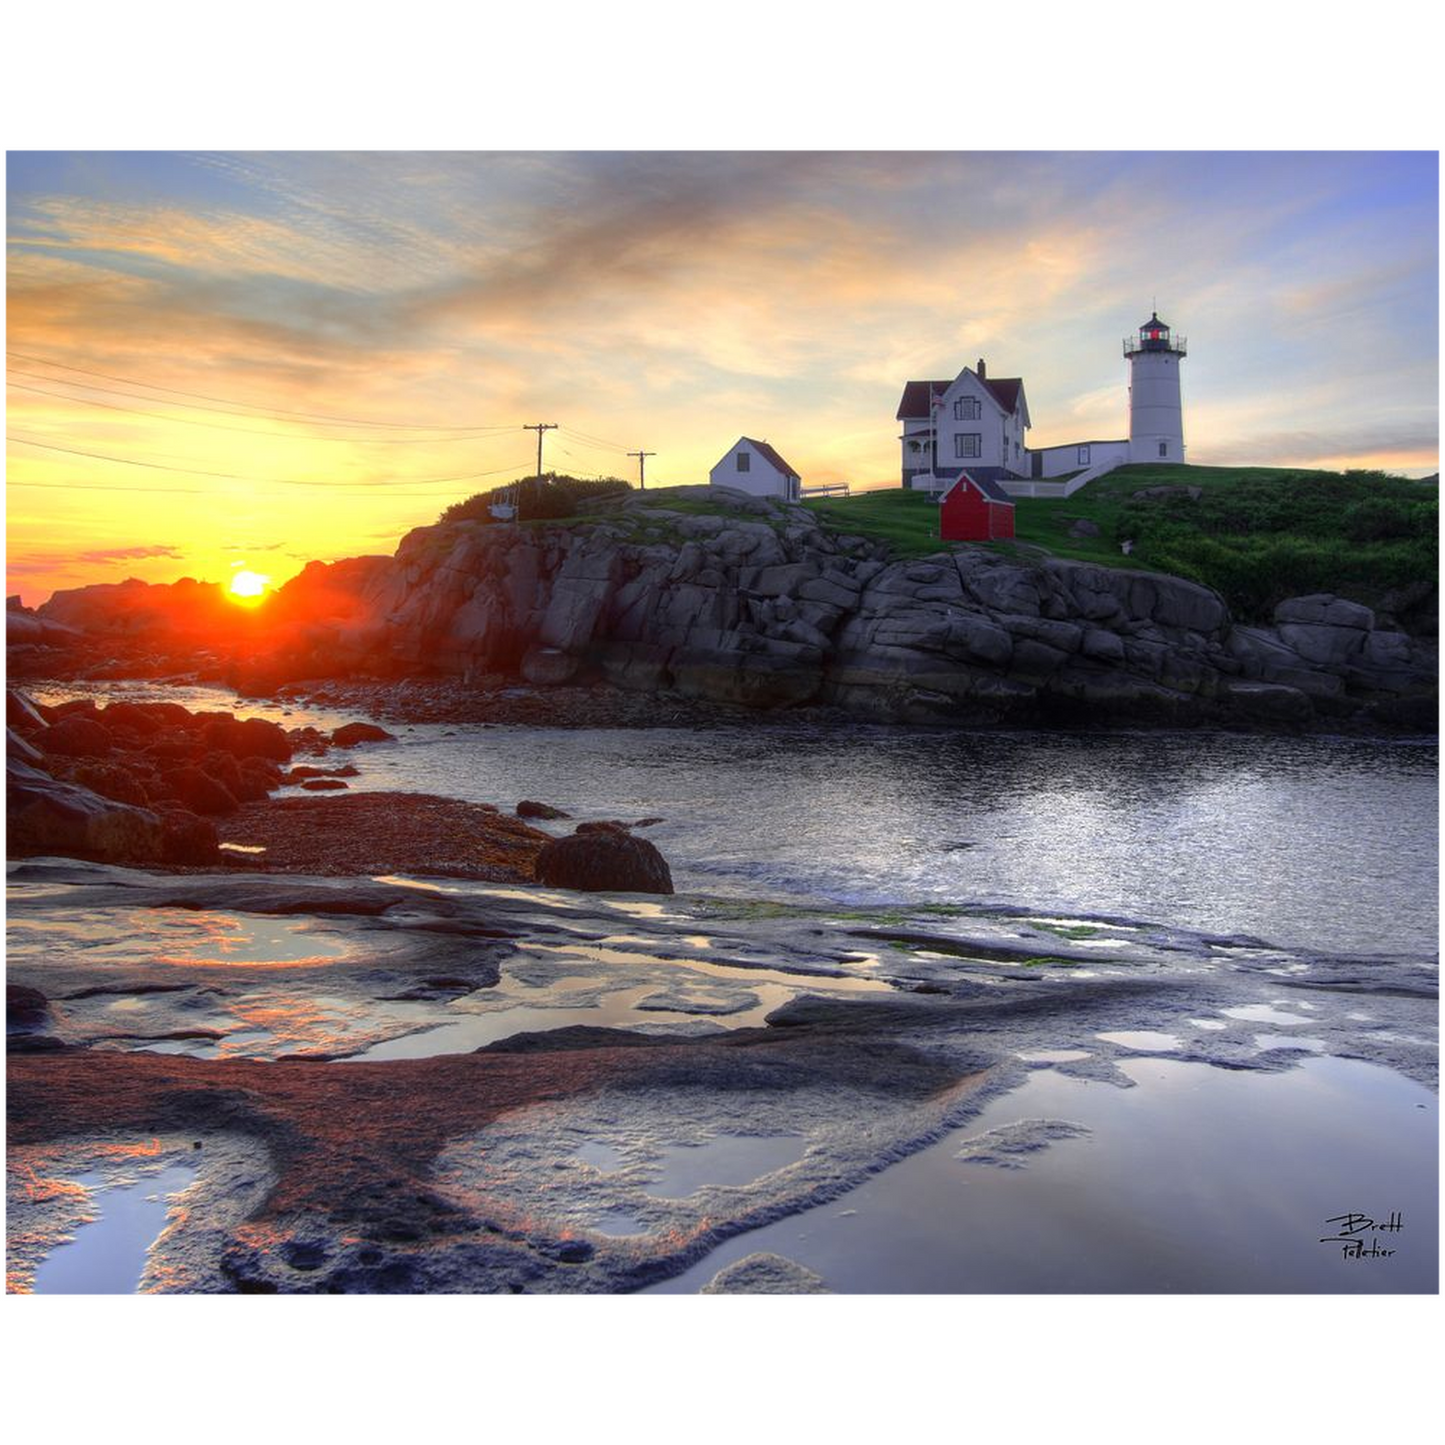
<box><xmin>1125</xmin><ymin>311</ymin><xmax>1187</xmax><ymax>464</ymax></box>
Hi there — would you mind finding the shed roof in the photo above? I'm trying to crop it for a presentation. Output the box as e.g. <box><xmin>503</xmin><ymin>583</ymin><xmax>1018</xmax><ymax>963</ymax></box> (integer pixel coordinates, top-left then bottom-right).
<box><xmin>739</xmin><ymin>437</ymin><xmax>799</xmax><ymax>478</ymax></box>
<box><xmin>945</xmin><ymin>468</ymin><xmax>1015</xmax><ymax>504</ymax></box>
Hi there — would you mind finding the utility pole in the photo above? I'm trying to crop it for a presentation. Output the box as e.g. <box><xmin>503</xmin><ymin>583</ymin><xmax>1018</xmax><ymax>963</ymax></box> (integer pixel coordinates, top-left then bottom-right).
<box><xmin>521</xmin><ymin>423</ymin><xmax>557</xmax><ymax>514</ymax></box>
<box><xmin>523</xmin><ymin>422</ymin><xmax>558</xmax><ymax>480</ymax></box>
<box><xmin>626</xmin><ymin>449</ymin><xmax>656</xmax><ymax>490</ymax></box>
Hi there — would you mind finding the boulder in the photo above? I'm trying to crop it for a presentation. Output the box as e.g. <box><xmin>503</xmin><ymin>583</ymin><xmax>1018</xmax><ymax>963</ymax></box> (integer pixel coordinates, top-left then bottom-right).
<box><xmin>202</xmin><ymin>715</ymin><xmax>293</xmax><ymax>762</ymax></box>
<box><xmin>1224</xmin><ymin>682</ymin><xmax>1314</xmax><ymax>726</ymax></box>
<box><xmin>534</xmin><ymin>827</ymin><xmax>674</xmax><ymax>895</ymax></box>
<box><xmin>7</xmin><ymin>983</ymin><xmax>50</xmax><ymax>1028</ymax></box>
<box><xmin>7</xmin><ymin>726</ymin><xmax>46</xmax><ymax>766</ymax></box>
<box><xmin>7</xmin><ymin>757</ymin><xmax>164</xmax><ymax>863</ymax></box>
<box><xmin>331</xmin><ymin>722</ymin><xmax>396</xmax><ymax>747</ymax></box>
<box><xmin>97</xmin><ymin>701</ymin><xmax>165</xmax><ymax>738</ymax></box>
<box><xmin>301</xmin><ymin>778</ymin><xmax>349</xmax><ymax>791</ymax></box>
<box><xmin>520</xmin><ymin>647</ymin><xmax>581</xmax><ymax>686</ymax></box>
<box><xmin>236</xmin><ymin>756</ymin><xmax>284</xmax><ymax>801</ymax></box>
<box><xmin>200</xmin><ymin>750</ymin><xmax>246</xmax><ymax>799</ymax></box>
<box><xmin>1274</xmin><ymin>594</ymin><xmax>1374</xmax><ymax>630</ymax></box>
<box><xmin>7</xmin><ymin>689</ymin><xmax>51</xmax><ymax>735</ymax></box>
<box><xmin>517</xmin><ymin>800</ymin><xmax>571</xmax><ymax>820</ymax></box>
<box><xmin>159</xmin><ymin>808</ymin><xmax>221</xmax><ymax>865</ymax></box>
<box><xmin>1276</xmin><ymin>622</ymin><xmax>1367</xmax><ymax>668</ymax></box>
<box><xmin>71</xmin><ymin>759</ymin><xmax>152</xmax><ymax>807</ymax></box>
<box><xmin>40</xmin><ymin>714</ymin><xmax>113</xmax><ymax>759</ymax></box>
<box><xmin>164</xmin><ymin>764</ymin><xmax>240</xmax><ymax>816</ymax></box>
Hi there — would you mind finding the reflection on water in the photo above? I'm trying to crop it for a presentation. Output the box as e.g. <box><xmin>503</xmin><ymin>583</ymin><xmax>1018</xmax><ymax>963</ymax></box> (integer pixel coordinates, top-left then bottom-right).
<box><xmin>30</xmin><ymin>1164</ymin><xmax>196</xmax><ymax>1294</ymax></box>
<box><xmin>8</xmin><ymin>907</ymin><xmax>349</xmax><ymax>971</ymax></box>
<box><xmin>647</xmin><ymin>1056</ymin><xmax>1439</xmax><ymax>1294</ymax></box>
<box><xmin>644</xmin><ymin>1135</ymin><xmax>808</xmax><ymax>1198</ymax></box>
<box><xmin>1095</xmin><ymin>1030</ymin><xmax>1183</xmax><ymax>1051</ymax></box>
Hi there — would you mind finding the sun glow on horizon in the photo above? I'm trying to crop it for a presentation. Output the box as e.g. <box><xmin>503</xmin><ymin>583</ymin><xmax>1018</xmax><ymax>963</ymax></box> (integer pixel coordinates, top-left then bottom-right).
<box><xmin>228</xmin><ymin>568</ymin><xmax>271</xmax><ymax>604</ymax></box>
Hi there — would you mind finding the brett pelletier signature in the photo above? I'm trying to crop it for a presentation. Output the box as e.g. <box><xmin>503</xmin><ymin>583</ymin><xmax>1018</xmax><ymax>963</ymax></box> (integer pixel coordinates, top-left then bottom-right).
<box><xmin>1320</xmin><ymin>1211</ymin><xmax>1404</xmax><ymax>1259</ymax></box>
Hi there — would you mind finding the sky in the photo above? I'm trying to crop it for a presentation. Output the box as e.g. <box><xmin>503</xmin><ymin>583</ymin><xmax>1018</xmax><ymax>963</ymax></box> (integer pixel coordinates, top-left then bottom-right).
<box><xmin>5</xmin><ymin>149</ymin><xmax>1439</xmax><ymax>605</ymax></box>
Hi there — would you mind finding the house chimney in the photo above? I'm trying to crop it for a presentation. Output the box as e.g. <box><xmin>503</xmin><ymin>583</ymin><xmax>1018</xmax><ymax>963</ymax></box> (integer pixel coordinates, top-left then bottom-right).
<box><xmin>977</xmin><ymin>358</ymin><xmax>987</xmax><ymax>379</ymax></box>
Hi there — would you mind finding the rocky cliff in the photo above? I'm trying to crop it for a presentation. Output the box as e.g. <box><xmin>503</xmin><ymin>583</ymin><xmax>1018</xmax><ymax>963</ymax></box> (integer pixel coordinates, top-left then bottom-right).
<box><xmin>272</xmin><ymin>488</ymin><xmax>1435</xmax><ymax>731</ymax></box>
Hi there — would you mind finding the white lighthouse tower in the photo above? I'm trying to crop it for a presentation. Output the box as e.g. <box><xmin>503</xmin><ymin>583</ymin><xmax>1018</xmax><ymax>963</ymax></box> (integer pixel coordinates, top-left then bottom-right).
<box><xmin>1125</xmin><ymin>311</ymin><xmax>1187</xmax><ymax>464</ymax></box>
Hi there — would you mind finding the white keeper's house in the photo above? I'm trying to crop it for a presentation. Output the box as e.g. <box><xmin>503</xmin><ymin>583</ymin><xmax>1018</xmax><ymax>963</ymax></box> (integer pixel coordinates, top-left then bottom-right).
<box><xmin>709</xmin><ymin>436</ymin><xmax>803</xmax><ymax>501</ymax></box>
<box><xmin>896</xmin><ymin>311</ymin><xmax>1188</xmax><ymax>498</ymax></box>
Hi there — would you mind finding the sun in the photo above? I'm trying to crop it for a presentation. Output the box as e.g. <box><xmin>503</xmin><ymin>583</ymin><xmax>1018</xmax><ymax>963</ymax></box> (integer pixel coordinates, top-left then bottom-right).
<box><xmin>227</xmin><ymin>569</ymin><xmax>271</xmax><ymax>605</ymax></box>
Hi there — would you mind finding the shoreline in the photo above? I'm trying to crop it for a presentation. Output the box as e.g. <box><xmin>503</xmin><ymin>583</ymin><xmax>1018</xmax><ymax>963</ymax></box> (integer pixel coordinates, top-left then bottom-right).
<box><xmin>17</xmin><ymin>668</ymin><xmax>1440</xmax><ymax>742</ymax></box>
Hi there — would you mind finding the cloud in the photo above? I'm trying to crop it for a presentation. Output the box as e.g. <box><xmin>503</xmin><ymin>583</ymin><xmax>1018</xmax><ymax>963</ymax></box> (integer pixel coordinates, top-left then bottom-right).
<box><xmin>75</xmin><ymin>543</ymin><xmax>186</xmax><ymax>563</ymax></box>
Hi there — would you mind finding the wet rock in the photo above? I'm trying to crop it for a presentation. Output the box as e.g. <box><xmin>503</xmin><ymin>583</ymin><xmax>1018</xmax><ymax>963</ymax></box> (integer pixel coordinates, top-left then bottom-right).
<box><xmin>97</xmin><ymin>701</ymin><xmax>165</xmax><ymax>738</ymax></box>
<box><xmin>200</xmin><ymin>750</ymin><xmax>246</xmax><ymax>799</ymax></box>
<box><xmin>71</xmin><ymin>759</ymin><xmax>152</xmax><ymax>807</ymax></box>
<box><xmin>534</xmin><ymin>827</ymin><xmax>674</xmax><ymax>894</ymax></box>
<box><xmin>236</xmin><ymin>755</ymin><xmax>283</xmax><ymax>801</ymax></box>
<box><xmin>331</xmin><ymin>722</ymin><xmax>396</xmax><ymax>747</ymax></box>
<box><xmin>551</xmin><ymin>1240</ymin><xmax>595</xmax><ymax>1264</ymax></box>
<box><xmin>165</xmin><ymin>764</ymin><xmax>240</xmax><ymax>816</ymax></box>
<box><xmin>40</xmin><ymin>714</ymin><xmax>114</xmax><ymax>759</ymax></box>
<box><xmin>7</xmin><ymin>982</ymin><xmax>50</xmax><ymax>1028</ymax></box>
<box><xmin>520</xmin><ymin>647</ymin><xmax>580</xmax><ymax>686</ymax></box>
<box><xmin>517</xmin><ymin>799</ymin><xmax>571</xmax><ymax>820</ymax></box>
<box><xmin>301</xmin><ymin>778</ymin><xmax>349</xmax><ymax>791</ymax></box>
<box><xmin>159</xmin><ymin>808</ymin><xmax>222</xmax><ymax>864</ymax></box>
<box><xmin>701</xmin><ymin>1253</ymin><xmax>830</xmax><ymax>1294</ymax></box>
<box><xmin>1224</xmin><ymin>682</ymin><xmax>1314</xmax><ymax>726</ymax></box>
<box><xmin>7</xmin><ymin>726</ymin><xmax>46</xmax><ymax>766</ymax></box>
<box><xmin>7</xmin><ymin>757</ymin><xmax>164</xmax><ymax>863</ymax></box>
<box><xmin>7</xmin><ymin>689</ymin><xmax>51</xmax><ymax>735</ymax></box>
<box><xmin>202</xmin><ymin>715</ymin><xmax>293</xmax><ymax>763</ymax></box>
<box><xmin>279</xmin><ymin>1239</ymin><xmax>331</xmax><ymax>1272</ymax></box>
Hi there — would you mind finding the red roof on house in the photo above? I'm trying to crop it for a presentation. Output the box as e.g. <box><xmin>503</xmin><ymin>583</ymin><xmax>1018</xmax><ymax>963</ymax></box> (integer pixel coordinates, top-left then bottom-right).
<box><xmin>981</xmin><ymin>377</ymin><xmax>1023</xmax><ymax>415</ymax></box>
<box><xmin>895</xmin><ymin>375</ymin><xmax>1025</xmax><ymax>420</ymax></box>
<box><xmin>895</xmin><ymin>381</ymin><xmax>952</xmax><ymax>420</ymax></box>
<box><xmin>740</xmin><ymin>437</ymin><xmax>799</xmax><ymax>479</ymax></box>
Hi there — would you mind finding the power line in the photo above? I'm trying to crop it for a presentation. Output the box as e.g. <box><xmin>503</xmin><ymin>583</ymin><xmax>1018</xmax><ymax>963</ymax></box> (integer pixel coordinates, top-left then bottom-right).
<box><xmin>6</xmin><ymin>350</ymin><xmax>519</xmax><ymax>433</ymax></box>
<box><xmin>7</xmin><ymin>366</ymin><xmax>521</xmax><ymax>440</ymax></box>
<box><xmin>6</xmin><ymin>434</ymin><xmax>535</xmax><ymax>491</ymax></box>
<box><xmin>7</xmin><ymin>379</ymin><xmax>526</xmax><ymax>446</ymax></box>
<box><xmin>560</xmin><ymin>423</ymin><xmax>632</xmax><ymax>454</ymax></box>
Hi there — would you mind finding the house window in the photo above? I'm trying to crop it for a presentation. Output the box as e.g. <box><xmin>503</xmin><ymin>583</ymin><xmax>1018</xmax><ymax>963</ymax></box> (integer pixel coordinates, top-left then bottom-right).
<box><xmin>1077</xmin><ymin>445</ymin><xmax>1091</xmax><ymax>465</ymax></box>
<box><xmin>736</xmin><ymin>451</ymin><xmax>750</xmax><ymax>472</ymax></box>
<box><xmin>955</xmin><ymin>433</ymin><xmax>981</xmax><ymax>459</ymax></box>
<box><xmin>954</xmin><ymin>397</ymin><xmax>981</xmax><ymax>421</ymax></box>
<box><xmin>1158</xmin><ymin>441</ymin><xmax>1167</xmax><ymax>457</ymax></box>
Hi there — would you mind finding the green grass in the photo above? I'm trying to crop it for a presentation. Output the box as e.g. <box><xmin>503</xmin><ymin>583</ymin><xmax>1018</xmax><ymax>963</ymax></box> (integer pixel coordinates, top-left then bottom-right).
<box><xmin>804</xmin><ymin>464</ymin><xmax>1437</xmax><ymax>621</ymax></box>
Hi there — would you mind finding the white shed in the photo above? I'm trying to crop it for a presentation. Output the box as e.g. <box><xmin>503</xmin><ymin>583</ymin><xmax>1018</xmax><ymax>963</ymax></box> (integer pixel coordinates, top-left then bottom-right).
<box><xmin>708</xmin><ymin>437</ymin><xmax>801</xmax><ymax>501</ymax></box>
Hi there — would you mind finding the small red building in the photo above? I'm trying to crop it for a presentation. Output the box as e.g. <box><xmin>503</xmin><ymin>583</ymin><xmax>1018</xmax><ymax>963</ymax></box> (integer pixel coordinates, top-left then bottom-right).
<box><xmin>939</xmin><ymin>469</ymin><xmax>1016</xmax><ymax>541</ymax></box>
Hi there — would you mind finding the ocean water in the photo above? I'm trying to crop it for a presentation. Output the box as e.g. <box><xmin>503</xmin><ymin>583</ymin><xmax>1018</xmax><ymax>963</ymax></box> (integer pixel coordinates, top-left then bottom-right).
<box><xmin>30</xmin><ymin>682</ymin><xmax>1436</xmax><ymax>957</ymax></box>
<box><xmin>345</xmin><ymin>723</ymin><xmax>1437</xmax><ymax>960</ymax></box>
